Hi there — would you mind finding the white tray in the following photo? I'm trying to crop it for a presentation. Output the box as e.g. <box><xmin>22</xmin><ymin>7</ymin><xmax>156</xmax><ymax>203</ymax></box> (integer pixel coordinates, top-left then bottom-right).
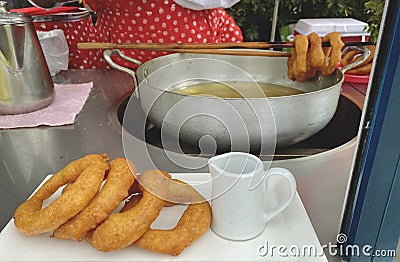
<box><xmin>0</xmin><ymin>173</ymin><xmax>327</xmax><ymax>261</ymax></box>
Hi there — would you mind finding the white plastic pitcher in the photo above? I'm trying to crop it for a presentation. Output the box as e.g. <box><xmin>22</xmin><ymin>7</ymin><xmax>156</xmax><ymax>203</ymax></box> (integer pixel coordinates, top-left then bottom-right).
<box><xmin>208</xmin><ymin>152</ymin><xmax>297</xmax><ymax>241</ymax></box>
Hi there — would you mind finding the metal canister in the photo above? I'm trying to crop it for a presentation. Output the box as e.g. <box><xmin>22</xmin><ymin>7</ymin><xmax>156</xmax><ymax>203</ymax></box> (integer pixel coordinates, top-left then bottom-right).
<box><xmin>0</xmin><ymin>1</ymin><xmax>54</xmax><ymax>115</ymax></box>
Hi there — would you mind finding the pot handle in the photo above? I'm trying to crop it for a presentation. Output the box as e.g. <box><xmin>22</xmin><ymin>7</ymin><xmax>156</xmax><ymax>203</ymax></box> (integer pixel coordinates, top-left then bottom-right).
<box><xmin>103</xmin><ymin>49</ymin><xmax>142</xmax><ymax>91</ymax></box>
<box><xmin>340</xmin><ymin>46</ymin><xmax>371</xmax><ymax>73</ymax></box>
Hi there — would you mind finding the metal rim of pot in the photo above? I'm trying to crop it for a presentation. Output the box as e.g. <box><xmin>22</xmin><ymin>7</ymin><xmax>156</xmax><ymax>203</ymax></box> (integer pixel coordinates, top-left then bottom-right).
<box><xmin>31</xmin><ymin>8</ymin><xmax>90</xmax><ymax>23</ymax></box>
<box><xmin>102</xmin><ymin>47</ymin><xmax>371</xmax><ymax>149</ymax></box>
<box><xmin>103</xmin><ymin>46</ymin><xmax>371</xmax><ymax>93</ymax></box>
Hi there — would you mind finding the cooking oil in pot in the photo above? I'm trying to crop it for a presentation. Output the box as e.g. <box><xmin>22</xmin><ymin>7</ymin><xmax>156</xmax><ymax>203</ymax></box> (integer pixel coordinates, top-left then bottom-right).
<box><xmin>169</xmin><ymin>81</ymin><xmax>305</xmax><ymax>98</ymax></box>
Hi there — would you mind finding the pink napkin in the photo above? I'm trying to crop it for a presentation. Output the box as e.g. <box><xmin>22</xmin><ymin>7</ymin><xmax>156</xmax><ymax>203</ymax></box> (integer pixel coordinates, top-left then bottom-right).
<box><xmin>0</xmin><ymin>82</ymin><xmax>93</xmax><ymax>129</ymax></box>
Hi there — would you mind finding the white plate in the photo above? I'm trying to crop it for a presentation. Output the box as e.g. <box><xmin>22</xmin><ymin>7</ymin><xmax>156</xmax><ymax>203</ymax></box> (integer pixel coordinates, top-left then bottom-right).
<box><xmin>0</xmin><ymin>173</ymin><xmax>327</xmax><ymax>261</ymax></box>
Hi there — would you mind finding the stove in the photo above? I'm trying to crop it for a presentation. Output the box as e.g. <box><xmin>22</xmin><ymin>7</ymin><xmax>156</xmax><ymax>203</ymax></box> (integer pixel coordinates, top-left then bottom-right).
<box><xmin>118</xmin><ymin>94</ymin><xmax>361</xmax><ymax>161</ymax></box>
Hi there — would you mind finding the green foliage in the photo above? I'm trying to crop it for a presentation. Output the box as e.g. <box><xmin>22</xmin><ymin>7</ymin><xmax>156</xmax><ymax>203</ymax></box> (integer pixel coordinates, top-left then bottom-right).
<box><xmin>280</xmin><ymin>0</ymin><xmax>367</xmax><ymax>23</ymax></box>
<box><xmin>227</xmin><ymin>0</ymin><xmax>274</xmax><ymax>41</ymax></box>
<box><xmin>227</xmin><ymin>0</ymin><xmax>384</xmax><ymax>42</ymax></box>
<box><xmin>365</xmin><ymin>0</ymin><xmax>385</xmax><ymax>41</ymax></box>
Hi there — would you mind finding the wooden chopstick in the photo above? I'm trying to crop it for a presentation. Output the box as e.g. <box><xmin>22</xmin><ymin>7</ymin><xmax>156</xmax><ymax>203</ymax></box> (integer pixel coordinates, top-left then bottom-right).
<box><xmin>77</xmin><ymin>42</ymin><xmax>292</xmax><ymax>57</ymax></box>
<box><xmin>147</xmin><ymin>48</ymin><xmax>291</xmax><ymax>57</ymax></box>
<box><xmin>76</xmin><ymin>41</ymin><xmax>375</xmax><ymax>58</ymax></box>
<box><xmin>77</xmin><ymin>41</ymin><xmax>375</xmax><ymax>50</ymax></box>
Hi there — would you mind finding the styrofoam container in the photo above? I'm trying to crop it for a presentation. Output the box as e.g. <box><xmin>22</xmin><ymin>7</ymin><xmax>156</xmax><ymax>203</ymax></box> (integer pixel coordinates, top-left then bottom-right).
<box><xmin>295</xmin><ymin>18</ymin><xmax>370</xmax><ymax>41</ymax></box>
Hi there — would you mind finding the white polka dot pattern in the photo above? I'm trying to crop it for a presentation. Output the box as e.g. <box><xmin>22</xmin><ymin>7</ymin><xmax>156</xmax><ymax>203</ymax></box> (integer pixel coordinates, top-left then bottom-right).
<box><xmin>35</xmin><ymin>1</ymin><xmax>243</xmax><ymax>69</ymax></box>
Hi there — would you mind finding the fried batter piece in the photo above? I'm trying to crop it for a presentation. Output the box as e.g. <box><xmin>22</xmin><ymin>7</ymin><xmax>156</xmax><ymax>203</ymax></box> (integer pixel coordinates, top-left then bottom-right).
<box><xmin>341</xmin><ymin>50</ymin><xmax>361</xmax><ymax>67</ymax></box>
<box><xmin>307</xmin><ymin>32</ymin><xmax>325</xmax><ymax>68</ymax></box>
<box><xmin>13</xmin><ymin>154</ymin><xmax>109</xmax><ymax>236</ymax></box>
<box><xmin>13</xmin><ymin>158</ymin><xmax>211</xmax><ymax>256</ymax></box>
<box><xmin>85</xmin><ymin>170</ymin><xmax>170</xmax><ymax>252</ymax></box>
<box><xmin>292</xmin><ymin>34</ymin><xmax>308</xmax><ymax>80</ymax></box>
<box><xmin>295</xmin><ymin>32</ymin><xmax>325</xmax><ymax>82</ymax></box>
<box><xmin>341</xmin><ymin>45</ymin><xmax>375</xmax><ymax>75</ymax></box>
<box><xmin>319</xmin><ymin>32</ymin><xmax>345</xmax><ymax>76</ymax></box>
<box><xmin>346</xmin><ymin>63</ymin><xmax>373</xmax><ymax>75</ymax></box>
<box><xmin>136</xmin><ymin>202</ymin><xmax>211</xmax><ymax>256</ymax></box>
<box><xmin>135</xmin><ymin>179</ymin><xmax>211</xmax><ymax>256</ymax></box>
<box><xmin>287</xmin><ymin>32</ymin><xmax>344</xmax><ymax>81</ymax></box>
<box><xmin>52</xmin><ymin>158</ymin><xmax>136</xmax><ymax>241</ymax></box>
<box><xmin>287</xmin><ymin>55</ymin><xmax>296</xmax><ymax>81</ymax></box>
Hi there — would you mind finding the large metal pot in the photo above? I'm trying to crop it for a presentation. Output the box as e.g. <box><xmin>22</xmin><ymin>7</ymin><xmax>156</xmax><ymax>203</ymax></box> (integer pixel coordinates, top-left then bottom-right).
<box><xmin>104</xmin><ymin>48</ymin><xmax>368</xmax><ymax>151</ymax></box>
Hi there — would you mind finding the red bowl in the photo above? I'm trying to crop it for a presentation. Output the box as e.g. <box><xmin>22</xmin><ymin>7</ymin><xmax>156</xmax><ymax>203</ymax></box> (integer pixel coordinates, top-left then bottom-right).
<box><xmin>344</xmin><ymin>73</ymin><xmax>370</xmax><ymax>84</ymax></box>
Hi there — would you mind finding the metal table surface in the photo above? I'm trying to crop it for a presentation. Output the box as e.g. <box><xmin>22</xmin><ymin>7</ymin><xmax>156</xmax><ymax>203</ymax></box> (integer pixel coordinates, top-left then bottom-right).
<box><xmin>0</xmin><ymin>69</ymin><xmax>134</xmax><ymax>231</ymax></box>
<box><xmin>0</xmin><ymin>69</ymin><xmax>367</xmax><ymax>240</ymax></box>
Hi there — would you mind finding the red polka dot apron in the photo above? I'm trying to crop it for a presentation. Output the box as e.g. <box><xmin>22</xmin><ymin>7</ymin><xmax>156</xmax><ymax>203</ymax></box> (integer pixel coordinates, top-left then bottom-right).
<box><xmin>36</xmin><ymin>0</ymin><xmax>243</xmax><ymax>69</ymax></box>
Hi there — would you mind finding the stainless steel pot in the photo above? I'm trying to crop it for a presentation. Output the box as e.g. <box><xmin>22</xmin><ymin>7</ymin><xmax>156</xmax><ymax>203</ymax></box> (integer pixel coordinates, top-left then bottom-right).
<box><xmin>28</xmin><ymin>0</ymin><xmax>77</xmax><ymax>9</ymax></box>
<box><xmin>0</xmin><ymin>1</ymin><xmax>54</xmax><ymax>115</ymax></box>
<box><xmin>32</xmin><ymin>8</ymin><xmax>90</xmax><ymax>23</ymax></box>
<box><xmin>104</xmin><ymin>48</ymin><xmax>369</xmax><ymax>150</ymax></box>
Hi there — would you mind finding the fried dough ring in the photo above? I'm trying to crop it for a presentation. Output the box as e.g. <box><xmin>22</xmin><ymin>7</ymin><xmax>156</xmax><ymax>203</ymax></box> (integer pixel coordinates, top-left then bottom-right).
<box><xmin>13</xmin><ymin>154</ymin><xmax>109</xmax><ymax>236</ymax></box>
<box><xmin>341</xmin><ymin>45</ymin><xmax>375</xmax><ymax>70</ymax></box>
<box><xmin>287</xmin><ymin>33</ymin><xmax>325</xmax><ymax>82</ymax></box>
<box><xmin>131</xmin><ymin>179</ymin><xmax>211</xmax><ymax>256</ymax></box>
<box><xmin>341</xmin><ymin>50</ymin><xmax>362</xmax><ymax>67</ymax></box>
<box><xmin>85</xmin><ymin>170</ymin><xmax>170</xmax><ymax>252</ymax></box>
<box><xmin>307</xmin><ymin>32</ymin><xmax>325</xmax><ymax>68</ymax></box>
<box><xmin>136</xmin><ymin>202</ymin><xmax>211</xmax><ymax>256</ymax></box>
<box><xmin>52</xmin><ymin>158</ymin><xmax>136</xmax><ymax>241</ymax></box>
<box><xmin>319</xmin><ymin>32</ymin><xmax>344</xmax><ymax>76</ymax></box>
<box><xmin>295</xmin><ymin>33</ymin><xmax>324</xmax><ymax>82</ymax></box>
<box><xmin>287</xmin><ymin>51</ymin><xmax>296</xmax><ymax>81</ymax></box>
<box><xmin>292</xmin><ymin>35</ymin><xmax>308</xmax><ymax>80</ymax></box>
<box><xmin>346</xmin><ymin>63</ymin><xmax>373</xmax><ymax>75</ymax></box>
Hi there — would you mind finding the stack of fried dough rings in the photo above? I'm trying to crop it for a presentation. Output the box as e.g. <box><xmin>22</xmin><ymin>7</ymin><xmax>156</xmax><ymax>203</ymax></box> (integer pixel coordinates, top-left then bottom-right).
<box><xmin>341</xmin><ymin>45</ymin><xmax>375</xmax><ymax>75</ymax></box>
<box><xmin>13</xmin><ymin>154</ymin><xmax>212</xmax><ymax>256</ymax></box>
<box><xmin>287</xmin><ymin>32</ymin><xmax>345</xmax><ymax>82</ymax></box>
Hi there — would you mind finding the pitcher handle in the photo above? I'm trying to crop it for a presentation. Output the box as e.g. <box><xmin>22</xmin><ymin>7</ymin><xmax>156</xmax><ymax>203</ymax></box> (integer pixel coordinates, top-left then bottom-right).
<box><xmin>263</xmin><ymin>167</ymin><xmax>297</xmax><ymax>223</ymax></box>
<box><xmin>103</xmin><ymin>49</ymin><xmax>142</xmax><ymax>92</ymax></box>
